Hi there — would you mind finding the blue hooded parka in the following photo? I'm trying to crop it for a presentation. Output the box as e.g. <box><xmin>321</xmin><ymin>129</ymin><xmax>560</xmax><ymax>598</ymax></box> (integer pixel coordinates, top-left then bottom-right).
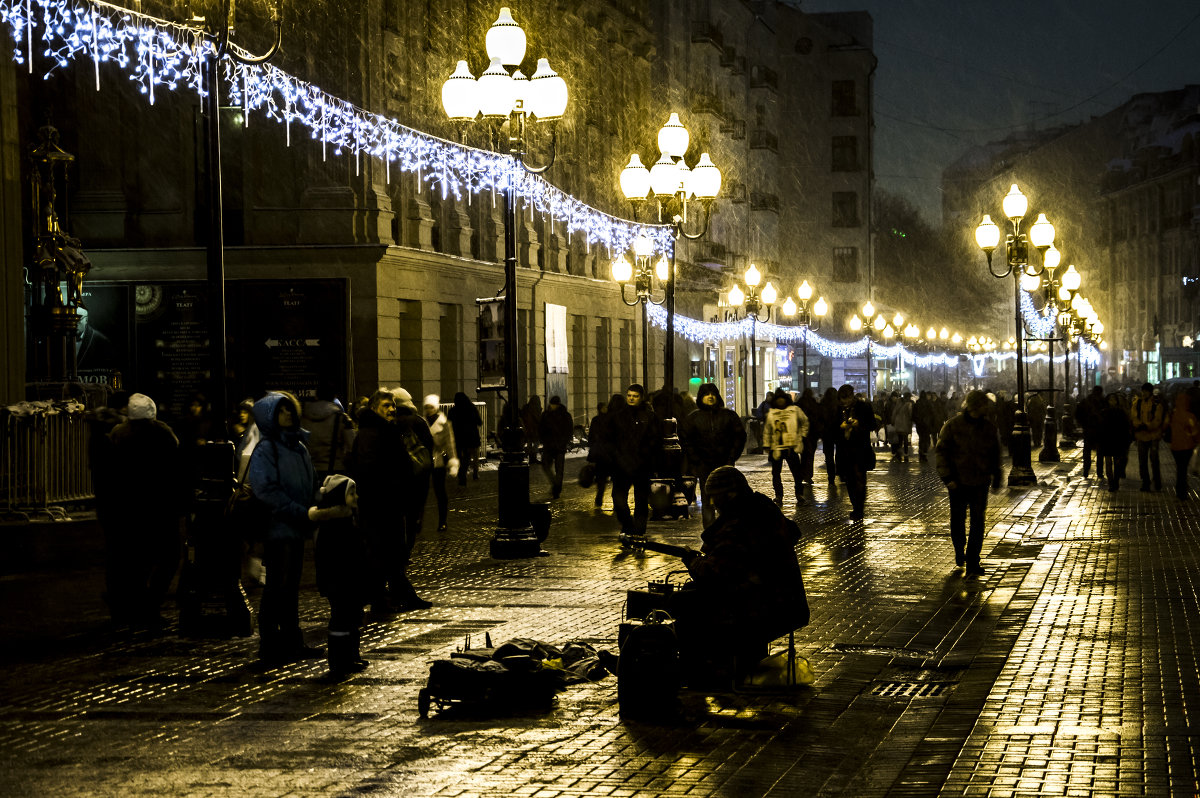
<box><xmin>248</xmin><ymin>393</ymin><xmax>316</xmax><ymax>542</ymax></box>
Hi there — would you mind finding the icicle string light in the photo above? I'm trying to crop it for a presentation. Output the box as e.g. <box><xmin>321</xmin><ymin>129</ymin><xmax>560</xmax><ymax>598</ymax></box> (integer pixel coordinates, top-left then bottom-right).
<box><xmin>0</xmin><ymin>0</ymin><xmax>671</xmax><ymax>255</ymax></box>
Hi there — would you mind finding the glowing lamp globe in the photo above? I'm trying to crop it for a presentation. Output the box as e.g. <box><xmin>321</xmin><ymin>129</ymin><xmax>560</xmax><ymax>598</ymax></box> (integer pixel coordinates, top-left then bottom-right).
<box><xmin>813</xmin><ymin>297</ymin><xmax>828</xmax><ymax>317</ymax></box>
<box><xmin>619</xmin><ymin>154</ymin><xmax>651</xmax><ymax>201</ymax></box>
<box><xmin>975</xmin><ymin>215</ymin><xmax>1001</xmax><ymax>251</ymax></box>
<box><xmin>477</xmin><ymin>57</ymin><xmax>516</xmax><ymax>118</ymax></box>
<box><xmin>745</xmin><ymin>263</ymin><xmax>761</xmax><ymax>287</ymax></box>
<box><xmin>1043</xmin><ymin>243</ymin><xmax>1061</xmax><ymax>270</ymax></box>
<box><xmin>441</xmin><ymin>61</ymin><xmax>479</xmax><ymax>121</ymax></box>
<box><xmin>1062</xmin><ymin>264</ymin><xmax>1081</xmax><ymax>292</ymax></box>
<box><xmin>655</xmin><ymin>256</ymin><xmax>670</xmax><ymax>283</ymax></box>
<box><xmin>649</xmin><ymin>153</ymin><xmax>680</xmax><ymax>198</ymax></box>
<box><xmin>611</xmin><ymin>256</ymin><xmax>633</xmax><ymax>284</ymax></box>
<box><xmin>485</xmin><ymin>7</ymin><xmax>526</xmax><ymax>67</ymax></box>
<box><xmin>632</xmin><ymin>233</ymin><xmax>653</xmax><ymax>259</ymax></box>
<box><xmin>527</xmin><ymin>58</ymin><xmax>568</xmax><ymax>120</ymax></box>
<box><xmin>761</xmin><ymin>281</ymin><xmax>778</xmax><ymax>305</ymax></box>
<box><xmin>1002</xmin><ymin>184</ymin><xmax>1028</xmax><ymax>221</ymax></box>
<box><xmin>689</xmin><ymin>153</ymin><xmax>722</xmax><ymax>200</ymax></box>
<box><xmin>1029</xmin><ymin>213</ymin><xmax>1055</xmax><ymax>248</ymax></box>
<box><xmin>657</xmin><ymin>113</ymin><xmax>690</xmax><ymax>159</ymax></box>
<box><xmin>728</xmin><ymin>284</ymin><xmax>745</xmax><ymax>307</ymax></box>
<box><xmin>782</xmin><ymin>296</ymin><xmax>797</xmax><ymax>316</ymax></box>
<box><xmin>797</xmin><ymin>280</ymin><xmax>813</xmax><ymax>301</ymax></box>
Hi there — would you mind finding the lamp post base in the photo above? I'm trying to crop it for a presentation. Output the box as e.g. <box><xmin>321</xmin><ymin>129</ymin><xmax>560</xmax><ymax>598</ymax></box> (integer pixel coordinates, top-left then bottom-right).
<box><xmin>1007</xmin><ymin>412</ymin><xmax>1038</xmax><ymax>486</ymax></box>
<box><xmin>490</xmin><ymin>456</ymin><xmax>546</xmax><ymax>559</ymax></box>
<box><xmin>1038</xmin><ymin>410</ymin><xmax>1060</xmax><ymax>462</ymax></box>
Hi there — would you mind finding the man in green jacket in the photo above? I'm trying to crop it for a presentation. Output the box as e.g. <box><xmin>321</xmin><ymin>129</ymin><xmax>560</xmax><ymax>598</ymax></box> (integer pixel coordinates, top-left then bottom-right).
<box><xmin>935</xmin><ymin>390</ymin><xmax>1002</xmax><ymax>577</ymax></box>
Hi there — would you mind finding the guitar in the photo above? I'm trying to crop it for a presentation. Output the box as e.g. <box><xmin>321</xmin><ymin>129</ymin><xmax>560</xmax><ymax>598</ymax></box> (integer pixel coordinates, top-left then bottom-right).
<box><xmin>618</xmin><ymin>533</ymin><xmax>693</xmax><ymax>559</ymax></box>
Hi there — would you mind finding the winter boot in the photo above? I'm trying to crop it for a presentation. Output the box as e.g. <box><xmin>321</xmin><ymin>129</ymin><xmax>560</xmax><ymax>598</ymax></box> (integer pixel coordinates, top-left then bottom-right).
<box><xmin>327</xmin><ymin>632</ymin><xmax>369</xmax><ymax>677</ymax></box>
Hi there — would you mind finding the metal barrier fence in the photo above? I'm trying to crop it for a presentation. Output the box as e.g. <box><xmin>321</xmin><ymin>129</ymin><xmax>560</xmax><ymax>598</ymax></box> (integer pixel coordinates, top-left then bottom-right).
<box><xmin>436</xmin><ymin>401</ymin><xmax>488</xmax><ymax>450</ymax></box>
<box><xmin>1</xmin><ymin>408</ymin><xmax>94</xmax><ymax>521</ymax></box>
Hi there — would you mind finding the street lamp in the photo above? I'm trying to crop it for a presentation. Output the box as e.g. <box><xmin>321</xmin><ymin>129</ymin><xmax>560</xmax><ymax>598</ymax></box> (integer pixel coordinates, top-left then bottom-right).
<box><xmin>611</xmin><ymin>234</ymin><xmax>670</xmax><ymax>388</ymax></box>
<box><xmin>442</xmin><ymin>6</ymin><xmax>569</xmax><ymax>557</ymax></box>
<box><xmin>783</xmin><ymin>280</ymin><xmax>827</xmax><ymax>392</ymax></box>
<box><xmin>728</xmin><ymin>264</ymin><xmax>777</xmax><ymax>413</ymax></box>
<box><xmin>849</xmin><ymin>299</ymin><xmax>882</xmax><ymax>400</ymax></box>
<box><xmin>619</xmin><ymin>113</ymin><xmax>722</xmax><ymax>404</ymax></box>
<box><xmin>975</xmin><ymin>183</ymin><xmax>1056</xmax><ymax>486</ymax></box>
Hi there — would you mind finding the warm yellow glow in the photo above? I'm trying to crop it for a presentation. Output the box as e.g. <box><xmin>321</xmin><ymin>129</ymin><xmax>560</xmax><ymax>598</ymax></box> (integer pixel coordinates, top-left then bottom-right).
<box><xmin>1029</xmin><ymin>213</ymin><xmax>1055</xmax><ymax>248</ymax></box>
<box><xmin>657</xmin><ymin>113</ymin><xmax>690</xmax><ymax>159</ymax></box>
<box><xmin>745</xmin><ymin>263</ymin><xmax>762</xmax><ymax>287</ymax></box>
<box><xmin>782</xmin><ymin>296</ymin><xmax>797</xmax><ymax>315</ymax></box>
<box><xmin>849</xmin><ymin>315</ymin><xmax>863</xmax><ymax>331</ymax></box>
<box><xmin>1002</xmin><ymin>184</ymin><xmax>1028</xmax><ymax>221</ymax></box>
<box><xmin>619</xmin><ymin>154</ymin><xmax>651</xmax><ymax>201</ymax></box>
<box><xmin>761</xmin><ymin>281</ymin><xmax>778</xmax><ymax>305</ymax></box>
<box><xmin>893</xmin><ymin>312</ymin><xmax>904</xmax><ymax>327</ymax></box>
<box><xmin>814</xmin><ymin>297</ymin><xmax>828</xmax><ymax>317</ymax></box>
<box><xmin>940</xmin><ymin>328</ymin><xmax>950</xmax><ymax>340</ymax></box>
<box><xmin>477</xmin><ymin>57</ymin><xmax>516</xmax><ymax>118</ymax></box>
<box><xmin>927</xmin><ymin>327</ymin><xmax>937</xmax><ymax>339</ymax></box>
<box><xmin>689</xmin><ymin>153</ymin><xmax>722</xmax><ymax>199</ymax></box>
<box><xmin>1020</xmin><ymin>271</ymin><xmax>1042</xmax><ymax>292</ymax></box>
<box><xmin>632</xmin><ymin>233</ymin><xmax>653</xmax><ymax>259</ymax></box>
<box><xmin>862</xmin><ymin>300</ymin><xmax>875</xmax><ymax>317</ymax></box>
<box><xmin>975</xmin><ymin>214</ymin><xmax>1001</xmax><ymax>250</ymax></box>
<box><xmin>485</xmin><ymin>7</ymin><xmax>527</xmax><ymax>67</ymax></box>
<box><xmin>611</xmin><ymin>255</ymin><xmax>633</xmax><ymax>284</ymax></box>
<box><xmin>952</xmin><ymin>333</ymin><xmax>962</xmax><ymax>344</ymax></box>
<box><xmin>655</xmin><ymin>256</ymin><xmax>670</xmax><ymax>283</ymax></box>
<box><xmin>1062</xmin><ymin>264</ymin><xmax>1081</xmax><ymax>292</ymax></box>
<box><xmin>1043</xmin><ymin>244</ymin><xmax>1061</xmax><ymax>270</ymax></box>
<box><xmin>441</xmin><ymin>60</ymin><xmax>479</xmax><ymax>121</ymax></box>
<box><xmin>649</xmin><ymin>153</ymin><xmax>681</xmax><ymax>197</ymax></box>
<box><xmin>798</xmin><ymin>280</ymin><xmax>813</xmax><ymax>301</ymax></box>
<box><xmin>873</xmin><ymin>314</ymin><xmax>887</xmax><ymax>332</ymax></box>
<box><xmin>884</xmin><ymin>325</ymin><xmax>895</xmax><ymax>339</ymax></box>
<box><xmin>728</xmin><ymin>284</ymin><xmax>745</xmax><ymax>306</ymax></box>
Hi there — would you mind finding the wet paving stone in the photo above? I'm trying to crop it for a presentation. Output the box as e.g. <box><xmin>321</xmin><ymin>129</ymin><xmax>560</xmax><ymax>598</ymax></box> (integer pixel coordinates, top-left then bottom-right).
<box><xmin>1</xmin><ymin>449</ymin><xmax>1198</xmax><ymax>796</ymax></box>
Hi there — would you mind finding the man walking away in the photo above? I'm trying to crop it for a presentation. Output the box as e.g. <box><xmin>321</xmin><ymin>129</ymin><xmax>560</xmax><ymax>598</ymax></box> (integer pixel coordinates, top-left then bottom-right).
<box><xmin>1074</xmin><ymin>386</ymin><xmax>1106</xmax><ymax>480</ymax></box>
<box><xmin>538</xmin><ymin>395</ymin><xmax>574</xmax><ymax>499</ymax></box>
<box><xmin>1130</xmin><ymin>382</ymin><xmax>1167</xmax><ymax>492</ymax></box>
<box><xmin>935</xmin><ymin>390</ymin><xmax>1002</xmax><ymax>577</ymax></box>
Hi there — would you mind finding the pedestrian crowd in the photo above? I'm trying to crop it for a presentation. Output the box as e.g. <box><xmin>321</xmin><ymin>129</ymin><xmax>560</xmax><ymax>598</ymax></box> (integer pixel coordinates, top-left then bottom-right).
<box><xmin>84</xmin><ymin>376</ymin><xmax>1200</xmax><ymax>678</ymax></box>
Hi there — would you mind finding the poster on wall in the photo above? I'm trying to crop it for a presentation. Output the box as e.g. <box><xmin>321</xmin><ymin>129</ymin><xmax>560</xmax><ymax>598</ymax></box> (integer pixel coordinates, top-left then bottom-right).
<box><xmin>130</xmin><ymin>279</ymin><xmax>349</xmax><ymax>421</ymax></box>
<box><xmin>228</xmin><ymin>280</ymin><xmax>349</xmax><ymax>402</ymax></box>
<box><xmin>133</xmin><ymin>282</ymin><xmax>212</xmax><ymax>421</ymax></box>
<box><xmin>476</xmin><ymin>297</ymin><xmax>506</xmax><ymax>390</ymax></box>
<box><xmin>77</xmin><ymin>283</ymin><xmax>133</xmax><ymax>389</ymax></box>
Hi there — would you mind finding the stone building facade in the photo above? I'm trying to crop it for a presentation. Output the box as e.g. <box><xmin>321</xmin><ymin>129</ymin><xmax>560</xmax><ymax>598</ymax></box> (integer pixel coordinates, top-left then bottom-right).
<box><xmin>1</xmin><ymin>0</ymin><xmax>875</xmax><ymax>419</ymax></box>
<box><xmin>942</xmin><ymin>85</ymin><xmax>1200</xmax><ymax>386</ymax></box>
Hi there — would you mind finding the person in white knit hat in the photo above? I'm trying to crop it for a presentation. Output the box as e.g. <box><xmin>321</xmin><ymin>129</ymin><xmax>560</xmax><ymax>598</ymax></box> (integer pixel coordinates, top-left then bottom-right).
<box><xmin>422</xmin><ymin>395</ymin><xmax>458</xmax><ymax>531</ymax></box>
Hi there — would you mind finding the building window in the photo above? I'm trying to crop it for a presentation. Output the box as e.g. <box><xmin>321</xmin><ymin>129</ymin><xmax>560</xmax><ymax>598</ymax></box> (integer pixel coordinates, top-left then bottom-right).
<box><xmin>832</xmin><ymin>80</ymin><xmax>857</xmax><ymax>116</ymax></box>
<box><xmin>832</xmin><ymin>192</ymin><xmax>859</xmax><ymax>227</ymax></box>
<box><xmin>833</xmin><ymin>247</ymin><xmax>858</xmax><ymax>283</ymax></box>
<box><xmin>831</xmin><ymin>136</ymin><xmax>859</xmax><ymax>172</ymax></box>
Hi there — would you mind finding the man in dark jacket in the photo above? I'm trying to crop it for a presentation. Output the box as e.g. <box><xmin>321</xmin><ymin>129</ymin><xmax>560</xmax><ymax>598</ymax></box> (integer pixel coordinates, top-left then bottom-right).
<box><xmin>935</xmin><ymin>390</ymin><xmax>1002</xmax><ymax>577</ymax></box>
<box><xmin>680</xmin><ymin>383</ymin><xmax>746</xmax><ymax>526</ymax></box>
<box><xmin>1074</xmin><ymin>386</ymin><xmax>1106</xmax><ymax>479</ymax></box>
<box><xmin>106</xmin><ymin>393</ymin><xmax>188</xmax><ymax>628</ymax></box>
<box><xmin>913</xmin><ymin>391</ymin><xmax>937</xmax><ymax>462</ymax></box>
<box><xmin>390</xmin><ymin>388</ymin><xmax>436</xmax><ymax>608</ymax></box>
<box><xmin>538</xmin><ymin>395</ymin><xmax>574</xmax><ymax>499</ymax></box>
<box><xmin>607</xmin><ymin>383</ymin><xmax>661</xmax><ymax>537</ymax></box>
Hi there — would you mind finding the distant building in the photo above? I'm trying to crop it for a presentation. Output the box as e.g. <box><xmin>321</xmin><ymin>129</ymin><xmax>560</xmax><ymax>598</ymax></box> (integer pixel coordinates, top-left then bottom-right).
<box><xmin>942</xmin><ymin>85</ymin><xmax>1200</xmax><ymax>385</ymax></box>
<box><xmin>0</xmin><ymin>0</ymin><xmax>875</xmax><ymax>415</ymax></box>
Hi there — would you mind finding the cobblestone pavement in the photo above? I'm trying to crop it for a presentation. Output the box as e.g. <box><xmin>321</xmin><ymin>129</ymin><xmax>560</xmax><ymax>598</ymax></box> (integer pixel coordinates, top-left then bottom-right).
<box><xmin>2</xmin><ymin>444</ymin><xmax>1199</xmax><ymax>797</ymax></box>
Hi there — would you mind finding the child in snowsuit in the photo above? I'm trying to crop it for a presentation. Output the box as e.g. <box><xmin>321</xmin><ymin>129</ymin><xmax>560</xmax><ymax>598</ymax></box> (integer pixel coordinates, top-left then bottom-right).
<box><xmin>309</xmin><ymin>474</ymin><xmax>370</xmax><ymax>677</ymax></box>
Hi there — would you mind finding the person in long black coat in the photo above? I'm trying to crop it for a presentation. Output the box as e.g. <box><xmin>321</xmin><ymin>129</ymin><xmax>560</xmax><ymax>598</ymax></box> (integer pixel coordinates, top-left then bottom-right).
<box><xmin>447</xmin><ymin>392</ymin><xmax>483</xmax><ymax>485</ymax></box>
<box><xmin>1099</xmin><ymin>392</ymin><xmax>1133</xmax><ymax>493</ymax></box>
<box><xmin>106</xmin><ymin>393</ymin><xmax>189</xmax><ymax>628</ymax></box>
<box><xmin>834</xmin><ymin>384</ymin><xmax>879</xmax><ymax>520</ymax></box>
<box><xmin>606</xmin><ymin>384</ymin><xmax>661</xmax><ymax>536</ymax></box>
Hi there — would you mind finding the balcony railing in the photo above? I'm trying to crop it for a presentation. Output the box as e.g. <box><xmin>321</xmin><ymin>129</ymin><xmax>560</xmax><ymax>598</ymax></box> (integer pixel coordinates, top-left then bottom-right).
<box><xmin>749</xmin><ymin>64</ymin><xmax>779</xmax><ymax>91</ymax></box>
<box><xmin>749</xmin><ymin>129</ymin><xmax>779</xmax><ymax>152</ymax></box>
<box><xmin>750</xmin><ymin>192</ymin><xmax>780</xmax><ymax>213</ymax></box>
<box><xmin>691</xmin><ymin>20</ymin><xmax>724</xmax><ymax>50</ymax></box>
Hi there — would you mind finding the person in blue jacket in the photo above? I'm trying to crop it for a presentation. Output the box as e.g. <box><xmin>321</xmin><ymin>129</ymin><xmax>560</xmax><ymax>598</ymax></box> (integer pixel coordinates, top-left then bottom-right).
<box><xmin>248</xmin><ymin>391</ymin><xmax>320</xmax><ymax>663</ymax></box>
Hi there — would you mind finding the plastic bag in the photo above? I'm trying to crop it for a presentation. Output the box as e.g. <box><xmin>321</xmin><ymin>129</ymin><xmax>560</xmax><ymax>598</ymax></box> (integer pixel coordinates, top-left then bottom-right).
<box><xmin>743</xmin><ymin>652</ymin><xmax>815</xmax><ymax>688</ymax></box>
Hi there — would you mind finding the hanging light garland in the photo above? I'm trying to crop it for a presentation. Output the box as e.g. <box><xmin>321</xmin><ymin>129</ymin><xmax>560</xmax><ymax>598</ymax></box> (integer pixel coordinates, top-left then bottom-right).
<box><xmin>0</xmin><ymin>0</ymin><xmax>672</xmax><ymax>256</ymax></box>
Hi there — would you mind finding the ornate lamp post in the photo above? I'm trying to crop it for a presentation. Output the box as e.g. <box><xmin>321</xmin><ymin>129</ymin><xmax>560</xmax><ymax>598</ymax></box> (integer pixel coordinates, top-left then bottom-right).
<box><xmin>1020</xmin><ymin>243</ymin><xmax>1065</xmax><ymax>462</ymax></box>
<box><xmin>975</xmin><ymin>183</ymin><xmax>1056</xmax><ymax>486</ymax></box>
<box><xmin>619</xmin><ymin>113</ymin><xmax>722</xmax><ymax>402</ymax></box>
<box><xmin>728</xmin><ymin>264</ymin><xmax>777</xmax><ymax>412</ymax></box>
<box><xmin>849</xmin><ymin>300</ymin><xmax>883</xmax><ymax>400</ymax></box>
<box><xmin>782</xmin><ymin>280</ymin><xmax>827</xmax><ymax>392</ymax></box>
<box><xmin>611</xmin><ymin>234</ymin><xmax>669</xmax><ymax>388</ymax></box>
<box><xmin>442</xmin><ymin>7</ymin><xmax>569</xmax><ymax>557</ymax></box>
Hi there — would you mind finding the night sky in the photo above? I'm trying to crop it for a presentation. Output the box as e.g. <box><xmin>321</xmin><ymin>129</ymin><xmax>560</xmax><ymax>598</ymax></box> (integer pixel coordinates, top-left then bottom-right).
<box><xmin>794</xmin><ymin>0</ymin><xmax>1200</xmax><ymax>225</ymax></box>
